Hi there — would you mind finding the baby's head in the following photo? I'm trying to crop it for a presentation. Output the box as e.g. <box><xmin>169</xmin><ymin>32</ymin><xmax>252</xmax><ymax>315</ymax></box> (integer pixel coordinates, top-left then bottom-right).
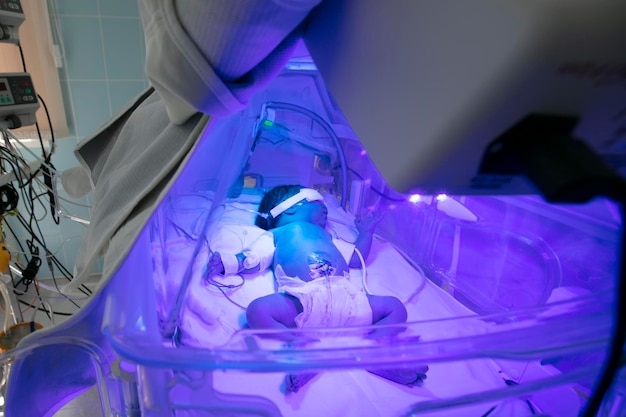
<box><xmin>256</xmin><ymin>185</ymin><xmax>327</xmax><ymax>230</ymax></box>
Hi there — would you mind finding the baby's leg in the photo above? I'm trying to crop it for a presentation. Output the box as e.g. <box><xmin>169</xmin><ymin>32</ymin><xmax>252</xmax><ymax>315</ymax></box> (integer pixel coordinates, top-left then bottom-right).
<box><xmin>246</xmin><ymin>293</ymin><xmax>302</xmax><ymax>330</ymax></box>
<box><xmin>246</xmin><ymin>293</ymin><xmax>316</xmax><ymax>344</ymax></box>
<box><xmin>246</xmin><ymin>293</ymin><xmax>318</xmax><ymax>393</ymax></box>
<box><xmin>366</xmin><ymin>294</ymin><xmax>428</xmax><ymax>386</ymax></box>
<box><xmin>367</xmin><ymin>294</ymin><xmax>407</xmax><ymax>329</ymax></box>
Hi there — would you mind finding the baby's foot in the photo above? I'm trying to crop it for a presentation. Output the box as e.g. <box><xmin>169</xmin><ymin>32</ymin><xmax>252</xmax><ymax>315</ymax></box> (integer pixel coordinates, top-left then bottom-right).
<box><xmin>367</xmin><ymin>365</ymin><xmax>429</xmax><ymax>387</ymax></box>
<box><xmin>283</xmin><ymin>372</ymin><xmax>318</xmax><ymax>393</ymax></box>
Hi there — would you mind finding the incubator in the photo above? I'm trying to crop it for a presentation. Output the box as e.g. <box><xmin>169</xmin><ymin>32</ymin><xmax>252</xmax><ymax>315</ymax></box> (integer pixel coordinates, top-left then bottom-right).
<box><xmin>1</xmin><ymin>59</ymin><xmax>620</xmax><ymax>417</ymax></box>
<box><xmin>1</xmin><ymin>1</ymin><xmax>625</xmax><ymax>416</ymax></box>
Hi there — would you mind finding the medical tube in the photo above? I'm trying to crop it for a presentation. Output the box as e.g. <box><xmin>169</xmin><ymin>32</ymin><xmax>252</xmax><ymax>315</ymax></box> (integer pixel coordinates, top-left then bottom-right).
<box><xmin>264</xmin><ymin>102</ymin><xmax>349</xmax><ymax>208</ymax></box>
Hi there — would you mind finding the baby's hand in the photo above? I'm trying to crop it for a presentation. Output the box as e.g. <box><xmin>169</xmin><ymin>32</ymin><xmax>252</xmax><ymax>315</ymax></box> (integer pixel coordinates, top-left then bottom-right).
<box><xmin>204</xmin><ymin>252</ymin><xmax>225</xmax><ymax>280</ymax></box>
<box><xmin>355</xmin><ymin>210</ymin><xmax>384</xmax><ymax>234</ymax></box>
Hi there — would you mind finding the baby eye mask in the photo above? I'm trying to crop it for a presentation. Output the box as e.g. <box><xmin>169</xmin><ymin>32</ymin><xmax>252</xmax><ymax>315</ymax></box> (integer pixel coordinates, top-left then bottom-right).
<box><xmin>269</xmin><ymin>188</ymin><xmax>325</xmax><ymax>218</ymax></box>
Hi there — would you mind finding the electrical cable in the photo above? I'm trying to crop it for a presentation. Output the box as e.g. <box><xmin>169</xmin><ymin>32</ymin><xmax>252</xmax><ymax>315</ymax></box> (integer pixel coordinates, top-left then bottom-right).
<box><xmin>36</xmin><ymin>94</ymin><xmax>56</xmax><ymax>153</ymax></box>
<box><xmin>2</xmin><ymin>44</ymin><xmax>66</xmax><ymax>297</ymax></box>
<box><xmin>17</xmin><ymin>44</ymin><xmax>51</xmax><ymax>161</ymax></box>
<box><xmin>16</xmin><ymin>292</ymin><xmax>37</xmax><ymax>314</ymax></box>
<box><xmin>13</xmin><ymin>213</ymin><xmax>69</xmax><ymax>280</ymax></box>
<box><xmin>0</xmin><ymin>144</ymin><xmax>33</xmax><ymax>190</ymax></box>
<box><xmin>3</xmin><ymin>207</ymin><xmax>76</xmax><ymax>282</ymax></box>
<box><xmin>16</xmin><ymin>299</ymin><xmax>72</xmax><ymax>316</ymax></box>
<box><xmin>2</xmin><ymin>129</ymin><xmax>54</xmax><ymax>177</ymax></box>
<box><xmin>1</xmin><ymin>218</ymin><xmax>25</xmax><ymax>260</ymax></box>
<box><xmin>27</xmin><ymin>278</ymin><xmax>51</xmax><ymax>321</ymax></box>
<box><xmin>209</xmin><ymin>280</ymin><xmax>247</xmax><ymax>311</ymax></box>
<box><xmin>46</xmin><ymin>255</ymin><xmax>78</xmax><ymax>304</ymax></box>
<box><xmin>0</xmin><ymin>184</ymin><xmax>87</xmax><ymax>318</ymax></box>
<box><xmin>4</xmin><ymin>211</ymin><xmax>88</xmax><ymax>298</ymax></box>
<box><xmin>0</xmin><ymin>82</ymin><xmax>80</xmax><ymax>316</ymax></box>
<box><xmin>10</xmin><ymin>278</ymin><xmax>89</xmax><ymax>302</ymax></box>
<box><xmin>16</xmin><ymin>240</ymin><xmax>41</xmax><ymax>292</ymax></box>
<box><xmin>35</xmin><ymin>93</ymin><xmax>59</xmax><ymax>224</ymax></box>
<box><xmin>203</xmin><ymin>245</ymin><xmax>247</xmax><ymax>310</ymax></box>
<box><xmin>41</xmin><ymin>160</ymin><xmax>59</xmax><ymax>224</ymax></box>
<box><xmin>40</xmin><ymin>301</ymin><xmax>55</xmax><ymax>325</ymax></box>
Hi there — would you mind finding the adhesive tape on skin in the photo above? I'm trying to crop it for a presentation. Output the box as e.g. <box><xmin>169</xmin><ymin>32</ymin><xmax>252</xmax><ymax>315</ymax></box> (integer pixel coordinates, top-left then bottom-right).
<box><xmin>269</xmin><ymin>188</ymin><xmax>324</xmax><ymax>218</ymax></box>
<box><xmin>221</xmin><ymin>253</ymin><xmax>241</xmax><ymax>275</ymax></box>
<box><xmin>242</xmin><ymin>251</ymin><xmax>259</xmax><ymax>269</ymax></box>
<box><xmin>220</xmin><ymin>252</ymin><xmax>260</xmax><ymax>275</ymax></box>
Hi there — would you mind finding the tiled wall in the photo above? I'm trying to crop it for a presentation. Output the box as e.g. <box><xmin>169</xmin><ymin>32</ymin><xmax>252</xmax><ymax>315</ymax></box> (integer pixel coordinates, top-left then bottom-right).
<box><xmin>8</xmin><ymin>0</ymin><xmax>147</xmax><ymax>279</ymax></box>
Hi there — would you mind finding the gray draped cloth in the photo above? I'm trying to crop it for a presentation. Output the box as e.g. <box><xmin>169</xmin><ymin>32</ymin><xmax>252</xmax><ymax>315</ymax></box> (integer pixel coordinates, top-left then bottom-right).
<box><xmin>4</xmin><ymin>1</ymin><xmax>321</xmax><ymax>415</ymax></box>
<box><xmin>5</xmin><ymin>89</ymin><xmax>208</xmax><ymax>417</ymax></box>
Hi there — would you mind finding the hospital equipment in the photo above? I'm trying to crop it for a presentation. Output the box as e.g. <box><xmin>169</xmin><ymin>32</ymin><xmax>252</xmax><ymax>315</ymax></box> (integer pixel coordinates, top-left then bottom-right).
<box><xmin>0</xmin><ymin>0</ymin><xmax>24</xmax><ymax>44</ymax></box>
<box><xmin>0</xmin><ymin>73</ymin><xmax>39</xmax><ymax>130</ymax></box>
<box><xmin>2</xmin><ymin>1</ymin><xmax>626</xmax><ymax>416</ymax></box>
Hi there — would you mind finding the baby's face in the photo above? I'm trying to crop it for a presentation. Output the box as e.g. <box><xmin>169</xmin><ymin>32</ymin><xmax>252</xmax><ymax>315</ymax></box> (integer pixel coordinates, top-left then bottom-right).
<box><xmin>291</xmin><ymin>200</ymin><xmax>328</xmax><ymax>228</ymax></box>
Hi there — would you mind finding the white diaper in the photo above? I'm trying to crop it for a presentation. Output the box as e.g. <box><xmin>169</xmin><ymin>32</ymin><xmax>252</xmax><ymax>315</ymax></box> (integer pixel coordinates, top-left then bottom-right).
<box><xmin>275</xmin><ymin>265</ymin><xmax>372</xmax><ymax>328</ymax></box>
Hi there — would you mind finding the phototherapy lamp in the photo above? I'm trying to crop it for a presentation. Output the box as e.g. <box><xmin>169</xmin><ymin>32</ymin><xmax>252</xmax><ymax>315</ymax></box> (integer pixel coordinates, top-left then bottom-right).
<box><xmin>304</xmin><ymin>0</ymin><xmax>626</xmax><ymax>198</ymax></box>
<box><xmin>302</xmin><ymin>2</ymin><xmax>626</xmax><ymax>417</ymax></box>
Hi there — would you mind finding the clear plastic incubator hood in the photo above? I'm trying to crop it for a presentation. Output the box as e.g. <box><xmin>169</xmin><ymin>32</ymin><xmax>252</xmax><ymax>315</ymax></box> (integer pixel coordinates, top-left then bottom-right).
<box><xmin>2</xmin><ymin>1</ymin><xmax>626</xmax><ymax>417</ymax></box>
<box><xmin>14</xmin><ymin>64</ymin><xmax>618</xmax><ymax>417</ymax></box>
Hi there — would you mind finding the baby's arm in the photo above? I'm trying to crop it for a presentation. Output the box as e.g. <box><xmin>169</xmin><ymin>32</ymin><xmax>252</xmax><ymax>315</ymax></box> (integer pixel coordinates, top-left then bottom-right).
<box><xmin>205</xmin><ymin>232</ymin><xmax>274</xmax><ymax>278</ymax></box>
<box><xmin>205</xmin><ymin>252</ymin><xmax>261</xmax><ymax>276</ymax></box>
<box><xmin>349</xmin><ymin>211</ymin><xmax>384</xmax><ymax>268</ymax></box>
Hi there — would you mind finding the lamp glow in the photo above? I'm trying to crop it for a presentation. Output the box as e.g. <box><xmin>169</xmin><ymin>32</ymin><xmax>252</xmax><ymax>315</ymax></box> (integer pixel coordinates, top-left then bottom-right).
<box><xmin>409</xmin><ymin>194</ymin><xmax>421</xmax><ymax>203</ymax></box>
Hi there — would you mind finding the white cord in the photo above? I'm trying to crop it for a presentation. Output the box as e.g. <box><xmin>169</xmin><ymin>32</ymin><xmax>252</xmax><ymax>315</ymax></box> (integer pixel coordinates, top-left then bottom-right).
<box><xmin>30</xmin><ymin>300</ymin><xmax>54</xmax><ymax>325</ymax></box>
<box><xmin>354</xmin><ymin>247</ymin><xmax>373</xmax><ymax>295</ymax></box>
<box><xmin>222</xmin><ymin>202</ymin><xmax>265</xmax><ymax>218</ymax></box>
<box><xmin>403</xmin><ymin>262</ymin><xmax>427</xmax><ymax>304</ymax></box>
